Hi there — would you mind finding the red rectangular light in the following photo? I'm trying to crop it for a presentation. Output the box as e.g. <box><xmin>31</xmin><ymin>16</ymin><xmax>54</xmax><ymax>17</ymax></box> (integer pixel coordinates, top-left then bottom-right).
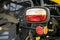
<box><xmin>25</xmin><ymin>8</ymin><xmax>47</xmax><ymax>23</ymax></box>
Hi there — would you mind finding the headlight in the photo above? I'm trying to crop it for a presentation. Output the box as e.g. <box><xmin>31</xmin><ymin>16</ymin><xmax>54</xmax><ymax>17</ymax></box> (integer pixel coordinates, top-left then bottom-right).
<box><xmin>25</xmin><ymin>7</ymin><xmax>50</xmax><ymax>23</ymax></box>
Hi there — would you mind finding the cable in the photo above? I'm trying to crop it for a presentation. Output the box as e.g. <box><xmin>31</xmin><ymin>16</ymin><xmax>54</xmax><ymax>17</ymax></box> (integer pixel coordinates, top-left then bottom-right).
<box><xmin>35</xmin><ymin>0</ymin><xmax>40</xmax><ymax>6</ymax></box>
<box><xmin>56</xmin><ymin>7</ymin><xmax>60</xmax><ymax>15</ymax></box>
<box><xmin>40</xmin><ymin>0</ymin><xmax>44</xmax><ymax>6</ymax></box>
<box><xmin>30</xmin><ymin>0</ymin><xmax>34</xmax><ymax>7</ymax></box>
<box><xmin>25</xmin><ymin>24</ymin><xmax>33</xmax><ymax>40</ymax></box>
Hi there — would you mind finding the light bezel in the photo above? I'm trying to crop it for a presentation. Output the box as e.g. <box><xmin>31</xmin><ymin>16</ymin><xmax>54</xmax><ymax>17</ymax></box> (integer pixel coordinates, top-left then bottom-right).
<box><xmin>24</xmin><ymin>6</ymin><xmax>50</xmax><ymax>23</ymax></box>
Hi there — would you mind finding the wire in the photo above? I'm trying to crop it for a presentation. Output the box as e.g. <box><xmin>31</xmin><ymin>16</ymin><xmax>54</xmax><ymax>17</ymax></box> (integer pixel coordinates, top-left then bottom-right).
<box><xmin>25</xmin><ymin>24</ymin><xmax>33</xmax><ymax>40</ymax></box>
<box><xmin>35</xmin><ymin>0</ymin><xmax>40</xmax><ymax>6</ymax></box>
<box><xmin>30</xmin><ymin>0</ymin><xmax>34</xmax><ymax>7</ymax></box>
<box><xmin>40</xmin><ymin>0</ymin><xmax>44</xmax><ymax>6</ymax></box>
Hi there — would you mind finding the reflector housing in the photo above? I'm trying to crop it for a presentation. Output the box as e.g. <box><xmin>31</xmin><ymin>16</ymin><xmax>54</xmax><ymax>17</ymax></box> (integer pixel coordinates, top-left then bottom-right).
<box><xmin>25</xmin><ymin>7</ymin><xmax>50</xmax><ymax>23</ymax></box>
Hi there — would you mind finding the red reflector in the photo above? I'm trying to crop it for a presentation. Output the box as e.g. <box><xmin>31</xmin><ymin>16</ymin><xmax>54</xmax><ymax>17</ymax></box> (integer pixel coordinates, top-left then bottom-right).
<box><xmin>26</xmin><ymin>15</ymin><xmax>46</xmax><ymax>22</ymax></box>
<box><xmin>36</xmin><ymin>26</ymin><xmax>43</xmax><ymax>35</ymax></box>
